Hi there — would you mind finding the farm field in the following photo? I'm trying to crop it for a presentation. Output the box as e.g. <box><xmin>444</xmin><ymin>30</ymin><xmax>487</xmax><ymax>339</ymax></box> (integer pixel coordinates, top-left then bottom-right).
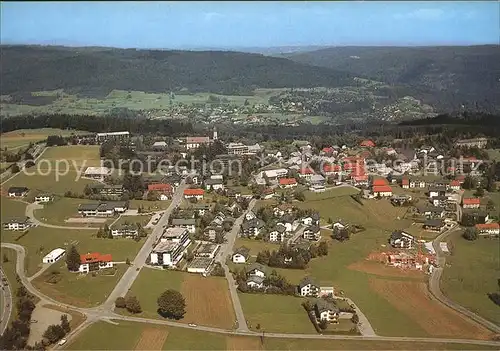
<box><xmin>2</xmin><ymin>146</ymin><xmax>101</xmax><ymax>196</ymax></box>
<box><xmin>0</xmin><ymin>89</ymin><xmax>281</xmax><ymax>118</ymax></box>
<box><xmin>441</xmin><ymin>231</ymin><xmax>500</xmax><ymax>326</ymax></box>
<box><xmin>65</xmin><ymin>320</ymin><xmax>499</xmax><ymax>350</ymax></box>
<box><xmin>0</xmin><ymin>128</ymin><xmax>88</xmax><ymax>150</ymax></box>
<box><xmin>122</xmin><ymin>269</ymin><xmax>236</xmax><ymax>329</ymax></box>
<box><xmin>238</xmin><ymin>293</ymin><xmax>316</xmax><ymax>333</ymax></box>
<box><xmin>1</xmin><ymin>226</ymin><xmax>142</xmax><ymax>277</ymax></box>
<box><xmin>32</xmin><ymin>264</ymin><xmax>128</xmax><ymax>308</ymax></box>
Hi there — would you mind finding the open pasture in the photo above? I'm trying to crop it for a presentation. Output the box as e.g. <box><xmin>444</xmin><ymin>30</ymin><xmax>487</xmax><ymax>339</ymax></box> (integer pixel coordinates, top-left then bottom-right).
<box><xmin>1</xmin><ymin>128</ymin><xmax>87</xmax><ymax>150</ymax></box>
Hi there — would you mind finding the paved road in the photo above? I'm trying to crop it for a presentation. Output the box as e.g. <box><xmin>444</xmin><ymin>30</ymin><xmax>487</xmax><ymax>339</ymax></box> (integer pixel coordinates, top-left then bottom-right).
<box><xmin>216</xmin><ymin>199</ymin><xmax>256</xmax><ymax>332</ymax></box>
<box><xmin>96</xmin><ymin>179</ymin><xmax>188</xmax><ymax>311</ymax></box>
<box><xmin>430</xmin><ymin>226</ymin><xmax>500</xmax><ymax>334</ymax></box>
<box><xmin>338</xmin><ymin>297</ymin><xmax>376</xmax><ymax>336</ymax></box>
<box><xmin>3</xmin><ymin>242</ymin><xmax>500</xmax><ymax>349</ymax></box>
<box><xmin>0</xmin><ymin>268</ymin><xmax>13</xmax><ymax>336</ymax></box>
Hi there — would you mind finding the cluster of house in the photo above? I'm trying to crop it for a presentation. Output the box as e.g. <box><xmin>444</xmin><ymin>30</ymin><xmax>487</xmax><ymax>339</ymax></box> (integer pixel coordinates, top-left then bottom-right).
<box><xmin>238</xmin><ymin>205</ymin><xmax>321</xmax><ymax>244</ymax></box>
<box><xmin>77</xmin><ymin>201</ymin><xmax>128</xmax><ymax>217</ymax></box>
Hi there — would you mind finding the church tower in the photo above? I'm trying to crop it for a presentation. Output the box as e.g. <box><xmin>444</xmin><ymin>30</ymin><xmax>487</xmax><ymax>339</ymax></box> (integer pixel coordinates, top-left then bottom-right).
<box><xmin>213</xmin><ymin>126</ymin><xmax>218</xmax><ymax>141</ymax></box>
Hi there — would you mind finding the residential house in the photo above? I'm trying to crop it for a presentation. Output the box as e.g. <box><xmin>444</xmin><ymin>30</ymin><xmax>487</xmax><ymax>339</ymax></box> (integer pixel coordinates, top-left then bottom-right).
<box><xmin>171</xmin><ymin>218</ymin><xmax>196</xmax><ymax>234</ymax></box>
<box><xmin>83</xmin><ymin>166</ymin><xmax>112</xmax><ymax>181</ymax></box>
<box><xmin>314</xmin><ymin>299</ymin><xmax>340</xmax><ymax>323</ymax></box>
<box><xmin>418</xmin><ymin>206</ymin><xmax>445</xmax><ymax>219</ymax></box>
<box><xmin>195</xmin><ymin>243</ymin><xmax>220</xmax><ymax>258</ymax></box>
<box><xmin>78</xmin><ymin>201</ymin><xmax>128</xmax><ymax>217</ymax></box>
<box><xmin>423</xmin><ymin>219</ymin><xmax>445</xmax><ymax>232</ymax></box>
<box><xmin>111</xmin><ymin>224</ymin><xmax>139</xmax><ymax>238</ymax></box>
<box><xmin>152</xmin><ymin>141</ymin><xmax>167</xmax><ymax>151</ymax></box>
<box><xmin>7</xmin><ymin>186</ymin><xmax>29</xmax><ymax>197</ymax></box>
<box><xmin>260</xmin><ymin>168</ymin><xmax>288</xmax><ymax>181</ymax></box>
<box><xmin>319</xmin><ymin>287</ymin><xmax>335</xmax><ymax>297</ymax></box>
<box><xmin>247</xmin><ymin>263</ymin><xmax>267</xmax><ymax>278</ymax></box>
<box><xmin>205</xmin><ymin>178</ymin><xmax>225</xmax><ymax>191</ymax></box>
<box><xmin>301</xmin><ymin>213</ymin><xmax>320</xmax><ymax>226</ymax></box>
<box><xmin>428</xmin><ymin>186</ymin><xmax>446</xmax><ymax>198</ymax></box>
<box><xmin>273</xmin><ymin>203</ymin><xmax>294</xmax><ymax>218</ymax></box>
<box><xmin>192</xmin><ymin>204</ymin><xmax>211</xmax><ymax>216</ymax></box>
<box><xmin>390</xmin><ymin>230</ymin><xmax>414</xmax><ymax>249</ymax></box>
<box><xmin>245</xmin><ymin>210</ymin><xmax>257</xmax><ymax>221</ymax></box>
<box><xmin>186</xmin><ymin>136</ymin><xmax>211</xmax><ymax>150</ymax></box>
<box><xmin>431</xmin><ymin>195</ymin><xmax>448</xmax><ymax>207</ymax></box>
<box><xmin>3</xmin><ymin>217</ymin><xmax>32</xmax><ymax>231</ymax></box>
<box><xmin>147</xmin><ymin>183</ymin><xmax>173</xmax><ymax>199</ymax></box>
<box><xmin>409</xmin><ymin>179</ymin><xmax>426</xmax><ymax>188</ymax></box>
<box><xmin>298</xmin><ymin>168</ymin><xmax>315</xmax><ymax>180</ymax></box>
<box><xmin>373</xmin><ymin>185</ymin><xmax>393</xmax><ymax>197</ymax></box>
<box><xmin>462</xmin><ymin>198</ymin><xmax>480</xmax><ymax>209</ymax></box>
<box><xmin>298</xmin><ymin>276</ymin><xmax>319</xmax><ymax>297</ymax></box>
<box><xmin>96</xmin><ymin>131</ymin><xmax>129</xmax><ymax>142</ymax></box>
<box><xmin>303</xmin><ymin>225</ymin><xmax>321</xmax><ymax>241</ymax></box>
<box><xmin>232</xmin><ymin>247</ymin><xmax>250</xmax><ymax>263</ymax></box>
<box><xmin>78</xmin><ymin>253</ymin><xmax>113</xmax><ymax>273</ymax></box>
<box><xmin>277</xmin><ymin>214</ymin><xmax>299</xmax><ymax>232</ymax></box>
<box><xmin>475</xmin><ymin>223</ymin><xmax>500</xmax><ymax>237</ymax></box>
<box><xmin>34</xmin><ymin>194</ymin><xmax>52</xmax><ymax>203</ymax></box>
<box><xmin>322</xmin><ymin>164</ymin><xmax>341</xmax><ymax>177</ymax></box>
<box><xmin>262</xmin><ymin>187</ymin><xmax>275</xmax><ymax>200</ymax></box>
<box><xmin>455</xmin><ymin>137</ymin><xmax>488</xmax><ymax>149</ymax></box>
<box><xmin>279</xmin><ymin>178</ymin><xmax>298</xmax><ymax>188</ymax></box>
<box><xmin>401</xmin><ymin>177</ymin><xmax>409</xmax><ymax>189</ymax></box>
<box><xmin>241</xmin><ymin>218</ymin><xmax>265</xmax><ymax>237</ymax></box>
<box><xmin>89</xmin><ymin>184</ymin><xmax>125</xmax><ymax>198</ymax></box>
<box><xmin>448</xmin><ymin>180</ymin><xmax>461</xmax><ymax>191</ymax></box>
<box><xmin>268</xmin><ymin>224</ymin><xmax>287</xmax><ymax>242</ymax></box>
<box><xmin>360</xmin><ymin>139</ymin><xmax>375</xmax><ymax>147</ymax></box>
<box><xmin>246</xmin><ymin>276</ymin><xmax>265</xmax><ymax>289</ymax></box>
<box><xmin>184</xmin><ymin>188</ymin><xmax>205</xmax><ymax>200</ymax></box>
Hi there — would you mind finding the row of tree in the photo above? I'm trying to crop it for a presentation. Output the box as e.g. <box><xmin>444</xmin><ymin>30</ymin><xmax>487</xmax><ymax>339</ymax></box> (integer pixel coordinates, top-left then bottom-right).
<box><xmin>256</xmin><ymin>242</ymin><xmax>328</xmax><ymax>269</ymax></box>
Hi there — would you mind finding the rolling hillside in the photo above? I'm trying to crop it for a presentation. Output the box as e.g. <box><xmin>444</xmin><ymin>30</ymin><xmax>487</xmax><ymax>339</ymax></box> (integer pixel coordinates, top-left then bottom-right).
<box><xmin>284</xmin><ymin>45</ymin><xmax>500</xmax><ymax>109</ymax></box>
<box><xmin>0</xmin><ymin>45</ymin><xmax>355</xmax><ymax>97</ymax></box>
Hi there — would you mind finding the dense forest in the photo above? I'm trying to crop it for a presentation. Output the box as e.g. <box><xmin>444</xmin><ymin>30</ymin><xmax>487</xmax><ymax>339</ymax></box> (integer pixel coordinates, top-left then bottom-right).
<box><xmin>0</xmin><ymin>45</ymin><xmax>354</xmax><ymax>97</ymax></box>
<box><xmin>284</xmin><ymin>45</ymin><xmax>500</xmax><ymax>110</ymax></box>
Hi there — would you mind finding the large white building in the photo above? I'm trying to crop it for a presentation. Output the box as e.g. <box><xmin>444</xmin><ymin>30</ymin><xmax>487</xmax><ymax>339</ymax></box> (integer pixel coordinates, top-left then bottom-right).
<box><xmin>150</xmin><ymin>228</ymin><xmax>191</xmax><ymax>267</ymax></box>
<box><xmin>78</xmin><ymin>253</ymin><xmax>114</xmax><ymax>273</ymax></box>
<box><xmin>96</xmin><ymin>131</ymin><xmax>130</xmax><ymax>142</ymax></box>
<box><xmin>83</xmin><ymin>167</ymin><xmax>112</xmax><ymax>181</ymax></box>
<box><xmin>42</xmin><ymin>248</ymin><xmax>66</xmax><ymax>264</ymax></box>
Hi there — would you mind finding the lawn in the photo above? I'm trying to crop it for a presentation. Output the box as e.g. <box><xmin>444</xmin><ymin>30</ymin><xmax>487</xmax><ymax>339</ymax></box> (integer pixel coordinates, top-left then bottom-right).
<box><xmin>304</xmin><ymin>186</ymin><xmax>359</xmax><ymax>201</ymax></box>
<box><xmin>130</xmin><ymin>199</ymin><xmax>171</xmax><ymax>211</ymax></box>
<box><xmin>65</xmin><ymin>320</ymin><xmax>499</xmax><ymax>351</ymax></box>
<box><xmin>441</xmin><ymin>230</ymin><xmax>500</xmax><ymax>325</ymax></box>
<box><xmin>32</xmin><ymin>264</ymin><xmax>128</xmax><ymax>308</ymax></box>
<box><xmin>234</xmin><ymin>238</ymin><xmax>280</xmax><ymax>255</ymax></box>
<box><xmin>238</xmin><ymin>293</ymin><xmax>316</xmax><ymax>333</ymax></box>
<box><xmin>1</xmin><ymin>226</ymin><xmax>142</xmax><ymax>277</ymax></box>
<box><xmin>112</xmin><ymin>214</ymin><xmax>152</xmax><ymax>227</ymax></box>
<box><xmin>0</xmin><ymin>128</ymin><xmax>88</xmax><ymax>150</ymax></box>
<box><xmin>34</xmin><ymin>197</ymin><xmax>106</xmax><ymax>227</ymax></box>
<box><xmin>122</xmin><ymin>269</ymin><xmax>236</xmax><ymax>329</ymax></box>
<box><xmin>0</xmin><ymin>197</ymin><xmax>27</xmax><ymax>219</ymax></box>
<box><xmin>2</xmin><ymin>146</ymin><xmax>101</xmax><ymax>196</ymax></box>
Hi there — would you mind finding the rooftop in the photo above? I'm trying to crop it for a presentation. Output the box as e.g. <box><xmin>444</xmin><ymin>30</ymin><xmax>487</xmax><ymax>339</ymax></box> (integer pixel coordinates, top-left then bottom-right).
<box><xmin>153</xmin><ymin>240</ymin><xmax>179</xmax><ymax>253</ymax></box>
<box><xmin>162</xmin><ymin>227</ymin><xmax>189</xmax><ymax>238</ymax></box>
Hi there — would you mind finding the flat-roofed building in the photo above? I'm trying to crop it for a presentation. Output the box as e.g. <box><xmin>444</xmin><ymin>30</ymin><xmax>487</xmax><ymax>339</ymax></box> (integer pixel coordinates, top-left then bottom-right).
<box><xmin>195</xmin><ymin>243</ymin><xmax>220</xmax><ymax>258</ymax></box>
<box><xmin>42</xmin><ymin>248</ymin><xmax>66</xmax><ymax>264</ymax></box>
<box><xmin>96</xmin><ymin>131</ymin><xmax>130</xmax><ymax>142</ymax></box>
<box><xmin>187</xmin><ymin>257</ymin><xmax>214</xmax><ymax>274</ymax></box>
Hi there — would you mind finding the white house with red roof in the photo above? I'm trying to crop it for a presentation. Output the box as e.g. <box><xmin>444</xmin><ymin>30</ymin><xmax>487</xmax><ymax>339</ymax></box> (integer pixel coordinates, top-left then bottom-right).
<box><xmin>298</xmin><ymin>167</ymin><xmax>314</xmax><ymax>180</ymax></box>
<box><xmin>78</xmin><ymin>252</ymin><xmax>113</xmax><ymax>273</ymax></box>
<box><xmin>184</xmin><ymin>188</ymin><xmax>205</xmax><ymax>200</ymax></box>
<box><xmin>279</xmin><ymin>178</ymin><xmax>297</xmax><ymax>188</ymax></box>
<box><xmin>448</xmin><ymin>180</ymin><xmax>461</xmax><ymax>191</ymax></box>
<box><xmin>475</xmin><ymin>223</ymin><xmax>499</xmax><ymax>237</ymax></box>
<box><xmin>462</xmin><ymin>198</ymin><xmax>480</xmax><ymax>209</ymax></box>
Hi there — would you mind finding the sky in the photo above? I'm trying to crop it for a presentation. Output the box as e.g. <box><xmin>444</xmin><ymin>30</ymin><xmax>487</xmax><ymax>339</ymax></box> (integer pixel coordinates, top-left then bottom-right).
<box><xmin>1</xmin><ymin>1</ymin><xmax>499</xmax><ymax>48</ymax></box>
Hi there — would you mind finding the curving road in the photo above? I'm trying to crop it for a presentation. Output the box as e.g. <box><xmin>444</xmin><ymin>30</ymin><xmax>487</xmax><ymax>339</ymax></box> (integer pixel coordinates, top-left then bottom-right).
<box><xmin>0</xmin><ymin>268</ymin><xmax>13</xmax><ymax>336</ymax></box>
<box><xmin>429</xmin><ymin>225</ymin><xmax>500</xmax><ymax>334</ymax></box>
<box><xmin>25</xmin><ymin>202</ymin><xmax>97</xmax><ymax>231</ymax></box>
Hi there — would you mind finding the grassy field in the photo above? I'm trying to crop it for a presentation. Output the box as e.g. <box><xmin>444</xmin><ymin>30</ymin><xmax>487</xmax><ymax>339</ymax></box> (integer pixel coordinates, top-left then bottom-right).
<box><xmin>239</xmin><ymin>293</ymin><xmax>316</xmax><ymax>333</ymax></box>
<box><xmin>234</xmin><ymin>238</ymin><xmax>281</xmax><ymax>255</ymax></box>
<box><xmin>33</xmin><ymin>264</ymin><xmax>128</xmax><ymax>308</ymax></box>
<box><xmin>130</xmin><ymin>199</ymin><xmax>171</xmax><ymax>211</ymax></box>
<box><xmin>65</xmin><ymin>320</ymin><xmax>499</xmax><ymax>350</ymax></box>
<box><xmin>112</xmin><ymin>214</ymin><xmax>152</xmax><ymax>227</ymax></box>
<box><xmin>304</xmin><ymin>186</ymin><xmax>359</xmax><ymax>201</ymax></box>
<box><xmin>1</xmin><ymin>128</ymin><xmax>88</xmax><ymax>150</ymax></box>
<box><xmin>442</xmin><ymin>230</ymin><xmax>500</xmax><ymax>325</ymax></box>
<box><xmin>1</xmin><ymin>226</ymin><xmax>142</xmax><ymax>277</ymax></box>
<box><xmin>2</xmin><ymin>145</ymin><xmax>101</xmax><ymax>196</ymax></box>
<box><xmin>34</xmin><ymin>197</ymin><xmax>107</xmax><ymax>227</ymax></box>
<box><xmin>0</xmin><ymin>89</ymin><xmax>281</xmax><ymax>117</ymax></box>
<box><xmin>0</xmin><ymin>197</ymin><xmax>27</xmax><ymax>219</ymax></box>
<box><xmin>122</xmin><ymin>269</ymin><xmax>236</xmax><ymax>329</ymax></box>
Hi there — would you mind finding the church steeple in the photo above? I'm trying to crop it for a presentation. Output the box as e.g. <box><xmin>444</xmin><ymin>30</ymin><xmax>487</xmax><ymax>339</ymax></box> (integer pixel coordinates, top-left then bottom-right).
<box><xmin>213</xmin><ymin>126</ymin><xmax>218</xmax><ymax>141</ymax></box>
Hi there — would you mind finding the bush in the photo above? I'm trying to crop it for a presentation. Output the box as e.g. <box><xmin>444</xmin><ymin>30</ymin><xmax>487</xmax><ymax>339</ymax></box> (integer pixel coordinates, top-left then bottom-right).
<box><xmin>115</xmin><ymin>297</ymin><xmax>127</xmax><ymax>309</ymax></box>
<box><xmin>125</xmin><ymin>295</ymin><xmax>142</xmax><ymax>314</ymax></box>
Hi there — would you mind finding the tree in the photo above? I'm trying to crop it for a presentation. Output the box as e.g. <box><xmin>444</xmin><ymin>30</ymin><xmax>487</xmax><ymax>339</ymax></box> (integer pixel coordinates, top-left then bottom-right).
<box><xmin>60</xmin><ymin>314</ymin><xmax>70</xmax><ymax>334</ymax></box>
<box><xmin>462</xmin><ymin>175</ymin><xmax>476</xmax><ymax>190</ymax></box>
<box><xmin>65</xmin><ymin>245</ymin><xmax>81</xmax><ymax>271</ymax></box>
<box><xmin>125</xmin><ymin>295</ymin><xmax>142</xmax><ymax>314</ymax></box>
<box><xmin>294</xmin><ymin>190</ymin><xmax>305</xmax><ymax>202</ymax></box>
<box><xmin>125</xmin><ymin>258</ymin><xmax>131</xmax><ymax>265</ymax></box>
<box><xmin>351</xmin><ymin>313</ymin><xmax>360</xmax><ymax>324</ymax></box>
<box><xmin>463</xmin><ymin>227</ymin><xmax>478</xmax><ymax>241</ymax></box>
<box><xmin>157</xmin><ymin>290</ymin><xmax>186</xmax><ymax>320</ymax></box>
<box><xmin>318</xmin><ymin>319</ymin><xmax>329</xmax><ymax>330</ymax></box>
<box><xmin>42</xmin><ymin>324</ymin><xmax>65</xmax><ymax>344</ymax></box>
<box><xmin>318</xmin><ymin>241</ymin><xmax>328</xmax><ymax>256</ymax></box>
<box><xmin>486</xmin><ymin>199</ymin><xmax>496</xmax><ymax>212</ymax></box>
<box><xmin>3</xmin><ymin>253</ymin><xmax>8</xmax><ymax>263</ymax></box>
<box><xmin>474</xmin><ymin>186</ymin><xmax>484</xmax><ymax>197</ymax></box>
<box><xmin>115</xmin><ymin>297</ymin><xmax>127</xmax><ymax>309</ymax></box>
<box><xmin>11</xmin><ymin>163</ymin><xmax>20</xmax><ymax>173</ymax></box>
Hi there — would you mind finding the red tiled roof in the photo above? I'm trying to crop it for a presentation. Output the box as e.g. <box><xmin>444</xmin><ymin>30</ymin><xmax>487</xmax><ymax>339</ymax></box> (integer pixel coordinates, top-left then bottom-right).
<box><xmin>299</xmin><ymin>168</ymin><xmax>314</xmax><ymax>175</ymax></box>
<box><xmin>450</xmin><ymin>180</ymin><xmax>460</xmax><ymax>187</ymax></box>
<box><xmin>475</xmin><ymin>223</ymin><xmax>499</xmax><ymax>230</ymax></box>
<box><xmin>402</xmin><ymin>178</ymin><xmax>409</xmax><ymax>185</ymax></box>
<box><xmin>186</xmin><ymin>136</ymin><xmax>210</xmax><ymax>143</ymax></box>
<box><xmin>322</xmin><ymin>147</ymin><xmax>334</xmax><ymax>153</ymax></box>
<box><xmin>279</xmin><ymin>178</ymin><xmax>297</xmax><ymax>185</ymax></box>
<box><xmin>463</xmin><ymin>198</ymin><xmax>480</xmax><ymax>205</ymax></box>
<box><xmin>353</xmin><ymin>175</ymin><xmax>368</xmax><ymax>181</ymax></box>
<box><xmin>148</xmin><ymin>183</ymin><xmax>173</xmax><ymax>192</ymax></box>
<box><xmin>360</xmin><ymin>140</ymin><xmax>375</xmax><ymax>147</ymax></box>
<box><xmin>323</xmin><ymin>164</ymin><xmax>341</xmax><ymax>172</ymax></box>
<box><xmin>373</xmin><ymin>185</ymin><xmax>392</xmax><ymax>193</ymax></box>
<box><xmin>80</xmin><ymin>252</ymin><xmax>112</xmax><ymax>264</ymax></box>
<box><xmin>372</xmin><ymin>178</ymin><xmax>389</xmax><ymax>186</ymax></box>
<box><xmin>184</xmin><ymin>188</ymin><xmax>205</xmax><ymax>196</ymax></box>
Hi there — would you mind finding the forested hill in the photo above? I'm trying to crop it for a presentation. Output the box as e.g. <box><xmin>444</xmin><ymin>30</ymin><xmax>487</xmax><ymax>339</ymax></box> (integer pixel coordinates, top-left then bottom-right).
<box><xmin>0</xmin><ymin>45</ymin><xmax>354</xmax><ymax>96</ymax></box>
<box><xmin>284</xmin><ymin>45</ymin><xmax>500</xmax><ymax>109</ymax></box>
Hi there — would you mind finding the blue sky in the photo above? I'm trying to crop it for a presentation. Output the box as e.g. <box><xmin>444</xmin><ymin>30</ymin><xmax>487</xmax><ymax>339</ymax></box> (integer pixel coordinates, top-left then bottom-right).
<box><xmin>1</xmin><ymin>1</ymin><xmax>499</xmax><ymax>48</ymax></box>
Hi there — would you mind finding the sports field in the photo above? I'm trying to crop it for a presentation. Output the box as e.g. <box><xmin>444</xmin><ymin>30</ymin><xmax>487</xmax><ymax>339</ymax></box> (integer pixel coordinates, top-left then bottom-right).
<box><xmin>1</xmin><ymin>226</ymin><xmax>142</xmax><ymax>277</ymax></box>
<box><xmin>0</xmin><ymin>128</ymin><xmax>87</xmax><ymax>150</ymax></box>
<box><xmin>64</xmin><ymin>320</ymin><xmax>498</xmax><ymax>350</ymax></box>
<box><xmin>123</xmin><ymin>269</ymin><xmax>236</xmax><ymax>329</ymax></box>
<box><xmin>441</xmin><ymin>231</ymin><xmax>500</xmax><ymax>326</ymax></box>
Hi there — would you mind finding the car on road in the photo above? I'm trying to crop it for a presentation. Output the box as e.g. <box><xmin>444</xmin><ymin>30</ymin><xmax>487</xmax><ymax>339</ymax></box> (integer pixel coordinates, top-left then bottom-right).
<box><xmin>188</xmin><ymin>323</ymin><xmax>197</xmax><ymax>327</ymax></box>
<box><xmin>31</xmin><ymin>320</ymin><xmax>38</xmax><ymax>323</ymax></box>
<box><xmin>58</xmin><ymin>339</ymin><xmax>67</xmax><ymax>346</ymax></box>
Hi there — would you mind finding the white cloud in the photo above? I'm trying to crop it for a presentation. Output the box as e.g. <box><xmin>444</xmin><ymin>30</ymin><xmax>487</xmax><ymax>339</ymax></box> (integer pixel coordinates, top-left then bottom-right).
<box><xmin>394</xmin><ymin>8</ymin><xmax>447</xmax><ymax>21</ymax></box>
